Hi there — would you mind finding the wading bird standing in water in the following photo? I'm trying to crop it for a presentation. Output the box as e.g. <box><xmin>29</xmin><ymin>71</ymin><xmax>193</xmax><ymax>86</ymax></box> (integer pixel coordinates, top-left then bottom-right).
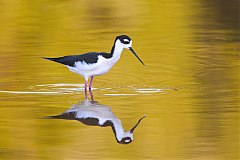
<box><xmin>43</xmin><ymin>35</ymin><xmax>145</xmax><ymax>100</ymax></box>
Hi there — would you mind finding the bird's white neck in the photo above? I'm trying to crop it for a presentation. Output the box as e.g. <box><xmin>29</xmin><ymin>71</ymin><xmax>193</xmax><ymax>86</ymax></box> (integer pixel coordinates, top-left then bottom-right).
<box><xmin>112</xmin><ymin>118</ymin><xmax>132</xmax><ymax>141</ymax></box>
<box><xmin>111</xmin><ymin>40</ymin><xmax>124</xmax><ymax>61</ymax></box>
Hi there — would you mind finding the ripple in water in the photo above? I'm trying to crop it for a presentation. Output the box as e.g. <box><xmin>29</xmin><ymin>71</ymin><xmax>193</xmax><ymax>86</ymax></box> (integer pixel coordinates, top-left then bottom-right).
<box><xmin>0</xmin><ymin>90</ymin><xmax>61</xmax><ymax>95</ymax></box>
<box><xmin>136</xmin><ymin>88</ymin><xmax>164</xmax><ymax>93</ymax></box>
<box><xmin>0</xmin><ymin>83</ymin><xmax>170</xmax><ymax>96</ymax></box>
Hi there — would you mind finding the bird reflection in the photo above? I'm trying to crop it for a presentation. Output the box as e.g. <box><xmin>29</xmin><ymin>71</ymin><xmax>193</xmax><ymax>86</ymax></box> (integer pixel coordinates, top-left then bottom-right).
<box><xmin>48</xmin><ymin>100</ymin><xmax>145</xmax><ymax>144</ymax></box>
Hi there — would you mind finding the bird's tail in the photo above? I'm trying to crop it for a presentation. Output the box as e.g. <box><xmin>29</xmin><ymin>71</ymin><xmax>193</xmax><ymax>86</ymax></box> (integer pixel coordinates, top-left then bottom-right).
<box><xmin>42</xmin><ymin>57</ymin><xmax>56</xmax><ymax>61</ymax></box>
<box><xmin>44</xmin><ymin>112</ymin><xmax>77</xmax><ymax>120</ymax></box>
<box><xmin>43</xmin><ymin>115</ymin><xmax>62</xmax><ymax>119</ymax></box>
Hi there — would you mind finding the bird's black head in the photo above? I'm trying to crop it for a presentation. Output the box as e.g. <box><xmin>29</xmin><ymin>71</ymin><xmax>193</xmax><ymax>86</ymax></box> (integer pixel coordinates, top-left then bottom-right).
<box><xmin>118</xmin><ymin>136</ymin><xmax>133</xmax><ymax>144</ymax></box>
<box><xmin>116</xmin><ymin>35</ymin><xmax>132</xmax><ymax>44</ymax></box>
<box><xmin>114</xmin><ymin>35</ymin><xmax>145</xmax><ymax>66</ymax></box>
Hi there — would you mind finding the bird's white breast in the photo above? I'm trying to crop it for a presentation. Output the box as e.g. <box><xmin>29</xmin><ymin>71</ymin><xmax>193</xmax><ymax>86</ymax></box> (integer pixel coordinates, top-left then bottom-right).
<box><xmin>67</xmin><ymin>55</ymin><xmax>120</xmax><ymax>80</ymax></box>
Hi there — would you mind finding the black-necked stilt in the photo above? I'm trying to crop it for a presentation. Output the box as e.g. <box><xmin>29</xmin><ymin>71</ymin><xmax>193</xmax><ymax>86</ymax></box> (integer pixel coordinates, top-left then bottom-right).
<box><xmin>43</xmin><ymin>35</ymin><xmax>145</xmax><ymax>100</ymax></box>
<box><xmin>48</xmin><ymin>100</ymin><xmax>145</xmax><ymax>144</ymax></box>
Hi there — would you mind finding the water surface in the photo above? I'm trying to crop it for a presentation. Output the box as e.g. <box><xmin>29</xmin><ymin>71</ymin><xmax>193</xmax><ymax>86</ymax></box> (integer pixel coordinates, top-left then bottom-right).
<box><xmin>0</xmin><ymin>0</ymin><xmax>239</xmax><ymax>160</ymax></box>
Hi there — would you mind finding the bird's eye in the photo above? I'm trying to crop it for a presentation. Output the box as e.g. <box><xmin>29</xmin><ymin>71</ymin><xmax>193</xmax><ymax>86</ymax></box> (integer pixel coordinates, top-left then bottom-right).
<box><xmin>119</xmin><ymin>137</ymin><xmax>132</xmax><ymax>144</ymax></box>
<box><xmin>122</xmin><ymin>39</ymin><xmax>130</xmax><ymax>44</ymax></box>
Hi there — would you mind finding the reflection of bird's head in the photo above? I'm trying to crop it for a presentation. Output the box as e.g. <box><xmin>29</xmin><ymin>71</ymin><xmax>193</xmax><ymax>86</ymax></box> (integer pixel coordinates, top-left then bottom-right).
<box><xmin>118</xmin><ymin>136</ymin><xmax>133</xmax><ymax>144</ymax></box>
<box><xmin>115</xmin><ymin>116</ymin><xmax>146</xmax><ymax>145</ymax></box>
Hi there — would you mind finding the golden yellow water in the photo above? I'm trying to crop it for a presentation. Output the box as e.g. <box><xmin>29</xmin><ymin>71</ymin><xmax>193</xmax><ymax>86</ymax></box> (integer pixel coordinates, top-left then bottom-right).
<box><xmin>0</xmin><ymin>0</ymin><xmax>239</xmax><ymax>160</ymax></box>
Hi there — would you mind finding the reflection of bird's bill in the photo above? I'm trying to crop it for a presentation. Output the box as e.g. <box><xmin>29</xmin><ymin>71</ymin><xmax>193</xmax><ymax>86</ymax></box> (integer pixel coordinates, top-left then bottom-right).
<box><xmin>130</xmin><ymin>116</ymin><xmax>146</xmax><ymax>133</ymax></box>
<box><xmin>129</xmin><ymin>47</ymin><xmax>145</xmax><ymax>66</ymax></box>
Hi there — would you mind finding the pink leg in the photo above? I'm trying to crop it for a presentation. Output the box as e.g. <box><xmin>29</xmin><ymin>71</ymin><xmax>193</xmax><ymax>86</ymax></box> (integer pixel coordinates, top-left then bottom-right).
<box><xmin>89</xmin><ymin>76</ymin><xmax>94</xmax><ymax>90</ymax></box>
<box><xmin>84</xmin><ymin>81</ymin><xmax>88</xmax><ymax>100</ymax></box>
<box><xmin>89</xmin><ymin>76</ymin><xmax>94</xmax><ymax>101</ymax></box>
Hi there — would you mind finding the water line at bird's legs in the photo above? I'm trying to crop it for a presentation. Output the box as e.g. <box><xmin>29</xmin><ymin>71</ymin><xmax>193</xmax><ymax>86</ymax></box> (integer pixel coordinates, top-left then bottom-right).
<box><xmin>89</xmin><ymin>76</ymin><xmax>94</xmax><ymax>101</ymax></box>
<box><xmin>84</xmin><ymin>81</ymin><xmax>88</xmax><ymax>100</ymax></box>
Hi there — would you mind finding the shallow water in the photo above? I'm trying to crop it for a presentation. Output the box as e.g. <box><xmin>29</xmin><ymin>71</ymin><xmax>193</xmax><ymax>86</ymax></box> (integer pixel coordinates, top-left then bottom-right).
<box><xmin>0</xmin><ymin>0</ymin><xmax>239</xmax><ymax>160</ymax></box>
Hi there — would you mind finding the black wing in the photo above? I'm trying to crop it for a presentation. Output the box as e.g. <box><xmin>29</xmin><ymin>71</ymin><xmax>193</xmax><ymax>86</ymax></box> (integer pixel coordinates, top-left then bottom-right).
<box><xmin>47</xmin><ymin>112</ymin><xmax>113</xmax><ymax>127</ymax></box>
<box><xmin>43</xmin><ymin>52</ymin><xmax>112</xmax><ymax>67</ymax></box>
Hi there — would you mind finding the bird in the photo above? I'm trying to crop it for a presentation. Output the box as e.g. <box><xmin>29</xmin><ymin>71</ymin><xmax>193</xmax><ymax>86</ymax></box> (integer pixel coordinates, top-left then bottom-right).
<box><xmin>43</xmin><ymin>35</ymin><xmax>145</xmax><ymax>100</ymax></box>
<box><xmin>47</xmin><ymin>100</ymin><xmax>146</xmax><ymax>144</ymax></box>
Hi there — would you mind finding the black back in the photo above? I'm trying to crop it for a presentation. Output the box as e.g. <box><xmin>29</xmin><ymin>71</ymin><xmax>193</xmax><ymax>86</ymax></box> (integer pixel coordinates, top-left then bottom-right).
<box><xmin>43</xmin><ymin>35</ymin><xmax>133</xmax><ymax>67</ymax></box>
<box><xmin>43</xmin><ymin>52</ymin><xmax>112</xmax><ymax>67</ymax></box>
<box><xmin>48</xmin><ymin>112</ymin><xmax>113</xmax><ymax>127</ymax></box>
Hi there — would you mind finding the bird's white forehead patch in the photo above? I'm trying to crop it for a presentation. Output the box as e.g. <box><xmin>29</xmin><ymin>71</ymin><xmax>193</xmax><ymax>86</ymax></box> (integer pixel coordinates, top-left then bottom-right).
<box><xmin>123</xmin><ymin>39</ymin><xmax>129</xmax><ymax>42</ymax></box>
<box><xmin>125</xmin><ymin>139</ymin><xmax>131</xmax><ymax>142</ymax></box>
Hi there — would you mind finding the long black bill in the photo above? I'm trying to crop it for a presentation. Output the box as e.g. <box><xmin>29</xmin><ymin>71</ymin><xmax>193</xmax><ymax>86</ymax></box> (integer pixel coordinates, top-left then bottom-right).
<box><xmin>130</xmin><ymin>116</ymin><xmax>146</xmax><ymax>133</ymax></box>
<box><xmin>129</xmin><ymin>47</ymin><xmax>145</xmax><ymax>66</ymax></box>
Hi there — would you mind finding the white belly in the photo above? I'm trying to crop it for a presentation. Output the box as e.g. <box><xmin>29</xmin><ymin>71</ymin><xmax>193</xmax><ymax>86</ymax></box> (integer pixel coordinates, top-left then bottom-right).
<box><xmin>67</xmin><ymin>55</ymin><xmax>119</xmax><ymax>81</ymax></box>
